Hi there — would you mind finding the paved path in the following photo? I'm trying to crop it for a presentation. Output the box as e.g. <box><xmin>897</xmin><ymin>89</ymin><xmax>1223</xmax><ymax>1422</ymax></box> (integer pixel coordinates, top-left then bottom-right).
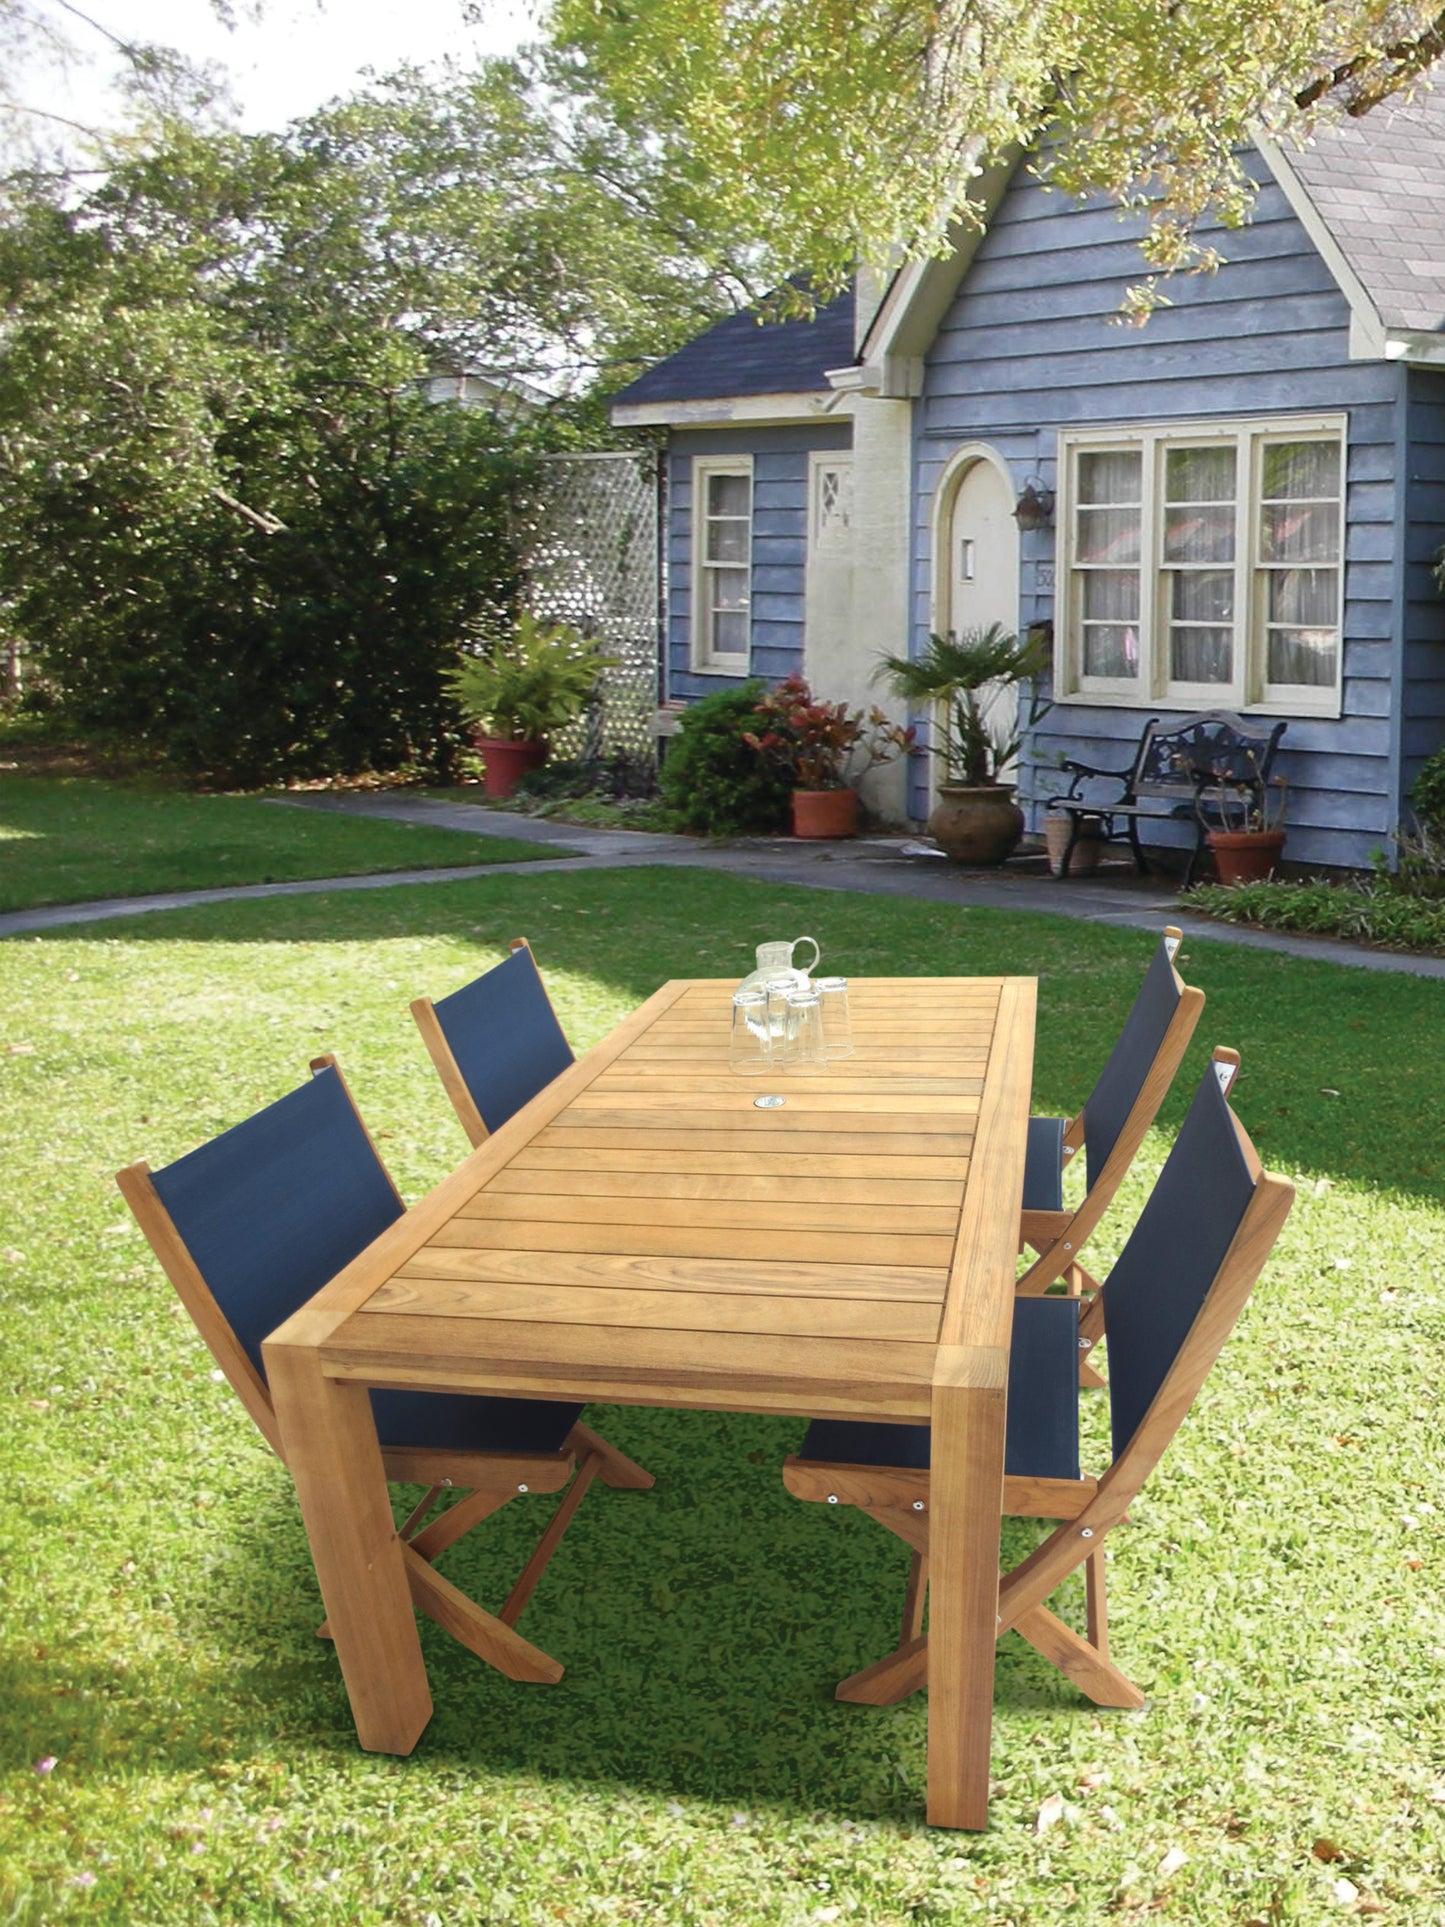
<box><xmin>5</xmin><ymin>788</ymin><xmax>1444</xmax><ymax>980</ymax></box>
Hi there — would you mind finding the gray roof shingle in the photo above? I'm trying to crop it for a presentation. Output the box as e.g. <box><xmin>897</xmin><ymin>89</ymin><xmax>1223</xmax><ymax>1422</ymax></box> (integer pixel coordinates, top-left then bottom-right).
<box><xmin>611</xmin><ymin>286</ymin><xmax>856</xmax><ymax>407</ymax></box>
<box><xmin>1289</xmin><ymin>84</ymin><xmax>1445</xmax><ymax>332</ymax></box>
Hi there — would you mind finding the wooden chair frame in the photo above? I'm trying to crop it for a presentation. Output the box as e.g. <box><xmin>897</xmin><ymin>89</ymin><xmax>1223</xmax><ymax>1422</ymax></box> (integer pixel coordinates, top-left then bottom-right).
<box><xmin>412</xmin><ymin>937</ymin><xmax>571</xmax><ymax>1149</ymax></box>
<box><xmin>1017</xmin><ymin>927</ymin><xmax>1204</xmax><ymax>1358</ymax></box>
<box><xmin>116</xmin><ymin>1053</ymin><xmax>652</xmax><ymax>1682</ymax></box>
<box><xmin>784</xmin><ymin>1057</ymin><xmax>1293</xmax><ymax>1713</ymax></box>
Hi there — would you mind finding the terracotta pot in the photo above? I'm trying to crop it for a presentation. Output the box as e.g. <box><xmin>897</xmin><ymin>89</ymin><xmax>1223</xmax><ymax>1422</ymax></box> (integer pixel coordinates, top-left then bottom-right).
<box><xmin>791</xmin><ymin>786</ymin><xmax>858</xmax><ymax>839</ymax></box>
<box><xmin>1207</xmin><ymin>828</ymin><xmax>1286</xmax><ymax>884</ymax></box>
<box><xmin>928</xmin><ymin>784</ymin><xmax>1024</xmax><ymax>865</ymax></box>
<box><xmin>1043</xmin><ymin>811</ymin><xmax>1102</xmax><ymax>878</ymax></box>
<box><xmin>472</xmin><ymin>734</ymin><xmax>548</xmax><ymax>799</ymax></box>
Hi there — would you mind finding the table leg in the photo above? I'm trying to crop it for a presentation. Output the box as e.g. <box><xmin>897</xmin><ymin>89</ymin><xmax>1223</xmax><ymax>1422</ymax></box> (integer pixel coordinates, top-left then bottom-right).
<box><xmin>926</xmin><ymin>1370</ymin><xmax>1008</xmax><ymax>1829</ymax></box>
<box><xmin>266</xmin><ymin>1341</ymin><xmax>432</xmax><ymax>1754</ymax></box>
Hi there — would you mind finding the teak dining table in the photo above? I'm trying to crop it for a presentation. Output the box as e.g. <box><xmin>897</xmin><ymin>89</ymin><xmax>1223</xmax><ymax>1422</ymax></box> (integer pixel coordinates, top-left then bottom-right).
<box><xmin>264</xmin><ymin>973</ymin><xmax>1035</xmax><ymax>1831</ymax></box>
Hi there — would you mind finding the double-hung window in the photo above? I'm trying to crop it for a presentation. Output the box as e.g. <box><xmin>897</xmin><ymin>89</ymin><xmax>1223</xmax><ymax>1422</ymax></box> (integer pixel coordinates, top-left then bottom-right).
<box><xmin>691</xmin><ymin>457</ymin><xmax>752</xmax><ymax>673</ymax></box>
<box><xmin>1058</xmin><ymin>416</ymin><xmax>1345</xmax><ymax>716</ymax></box>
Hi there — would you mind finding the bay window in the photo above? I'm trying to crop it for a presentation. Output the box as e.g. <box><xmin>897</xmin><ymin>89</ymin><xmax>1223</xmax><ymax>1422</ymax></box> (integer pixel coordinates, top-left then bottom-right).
<box><xmin>1058</xmin><ymin>416</ymin><xmax>1345</xmax><ymax>715</ymax></box>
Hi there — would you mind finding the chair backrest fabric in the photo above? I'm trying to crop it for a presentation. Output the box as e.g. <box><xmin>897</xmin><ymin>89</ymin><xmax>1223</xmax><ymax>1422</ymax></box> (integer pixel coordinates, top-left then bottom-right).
<box><xmin>1081</xmin><ymin>935</ymin><xmax>1182</xmax><ymax>1190</ymax></box>
<box><xmin>1101</xmin><ymin>1061</ymin><xmax>1256</xmax><ymax>1461</ymax></box>
<box><xmin>149</xmin><ymin>1066</ymin><xmax>402</xmax><ymax>1381</ymax></box>
<box><xmin>432</xmin><ymin>946</ymin><xmax>575</xmax><ymax>1135</ymax></box>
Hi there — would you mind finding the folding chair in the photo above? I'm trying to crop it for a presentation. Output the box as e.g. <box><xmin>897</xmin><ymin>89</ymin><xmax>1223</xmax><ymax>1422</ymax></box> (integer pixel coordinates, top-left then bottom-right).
<box><xmin>783</xmin><ymin>1050</ymin><xmax>1293</xmax><ymax>1713</ymax></box>
<box><xmin>117</xmin><ymin>1056</ymin><xmax>651</xmax><ymax>1683</ymax></box>
<box><xmin>1019</xmin><ymin>926</ymin><xmax>1204</xmax><ymax>1372</ymax></box>
<box><xmin>412</xmin><ymin>937</ymin><xmax>575</xmax><ymax>1148</ymax></box>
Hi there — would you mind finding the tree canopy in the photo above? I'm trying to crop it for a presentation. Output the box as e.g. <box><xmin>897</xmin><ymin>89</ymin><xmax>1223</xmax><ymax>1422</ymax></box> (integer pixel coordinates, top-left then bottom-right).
<box><xmin>546</xmin><ymin>0</ymin><xmax>1445</xmax><ymax>311</ymax></box>
<box><xmin>0</xmin><ymin>56</ymin><xmax>741</xmax><ymax>778</ymax></box>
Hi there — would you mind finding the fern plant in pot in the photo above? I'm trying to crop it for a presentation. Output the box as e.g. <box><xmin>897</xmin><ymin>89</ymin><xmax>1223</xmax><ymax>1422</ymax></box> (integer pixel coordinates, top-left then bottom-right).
<box><xmin>874</xmin><ymin>625</ymin><xmax>1049</xmax><ymax>863</ymax></box>
<box><xmin>447</xmin><ymin>613</ymin><xmax>613</xmax><ymax>798</ymax></box>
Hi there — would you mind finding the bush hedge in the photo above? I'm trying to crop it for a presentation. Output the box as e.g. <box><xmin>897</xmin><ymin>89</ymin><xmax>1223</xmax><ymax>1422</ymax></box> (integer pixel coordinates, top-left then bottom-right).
<box><xmin>1186</xmin><ymin>876</ymin><xmax>1445</xmax><ymax>953</ymax></box>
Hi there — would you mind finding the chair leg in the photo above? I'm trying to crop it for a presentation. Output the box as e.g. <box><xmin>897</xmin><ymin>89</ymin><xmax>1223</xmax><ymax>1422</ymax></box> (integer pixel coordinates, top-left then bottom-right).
<box><xmin>408</xmin><ymin>1486</ymin><xmax>514</xmax><ymax>1563</ymax></box>
<box><xmin>1085</xmin><ymin>1546</ymin><xmax>1109</xmax><ymax>1660</ymax></box>
<box><xmin>317</xmin><ymin>1484</ymin><xmax>511</xmax><ymax>1639</ymax></box>
<box><xmin>499</xmin><ymin>1451</ymin><xmax>603</xmax><ymax>1626</ymax></box>
<box><xmin>836</xmin><ymin>1635</ymin><xmax>929</xmax><ymax>1706</ymax></box>
<box><xmin>565</xmin><ymin>1420</ymin><xmax>655</xmax><ymax>1490</ymax></box>
<box><xmin>901</xmin><ymin>1553</ymin><xmax>929</xmax><ymax>1645</ymax></box>
<box><xmin>1012</xmin><ymin>1599</ymin><xmax>1142</xmax><ymax>1708</ymax></box>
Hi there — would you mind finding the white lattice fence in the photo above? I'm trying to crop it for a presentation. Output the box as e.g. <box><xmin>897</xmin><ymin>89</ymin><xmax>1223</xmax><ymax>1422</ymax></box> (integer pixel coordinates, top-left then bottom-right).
<box><xmin>524</xmin><ymin>450</ymin><xmax>660</xmax><ymax>768</ymax></box>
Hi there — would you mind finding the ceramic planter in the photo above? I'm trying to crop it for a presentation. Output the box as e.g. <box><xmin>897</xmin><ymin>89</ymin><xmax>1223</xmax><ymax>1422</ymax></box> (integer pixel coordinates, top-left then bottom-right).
<box><xmin>473</xmin><ymin>734</ymin><xmax>548</xmax><ymax>799</ymax></box>
<box><xmin>1207</xmin><ymin>828</ymin><xmax>1286</xmax><ymax>884</ymax></box>
<box><xmin>1043</xmin><ymin>810</ymin><xmax>1102</xmax><ymax>877</ymax></box>
<box><xmin>928</xmin><ymin>784</ymin><xmax>1024</xmax><ymax>864</ymax></box>
<box><xmin>791</xmin><ymin>787</ymin><xmax>858</xmax><ymax>839</ymax></box>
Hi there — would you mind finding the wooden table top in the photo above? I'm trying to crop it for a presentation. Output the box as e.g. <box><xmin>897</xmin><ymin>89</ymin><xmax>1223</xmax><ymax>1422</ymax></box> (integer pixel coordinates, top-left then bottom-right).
<box><xmin>308</xmin><ymin>975</ymin><xmax>1035</xmax><ymax>1425</ymax></box>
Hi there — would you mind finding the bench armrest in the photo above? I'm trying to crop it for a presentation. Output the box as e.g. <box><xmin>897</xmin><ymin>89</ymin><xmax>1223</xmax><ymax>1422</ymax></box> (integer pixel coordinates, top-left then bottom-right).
<box><xmin>1050</xmin><ymin>757</ymin><xmax>1132</xmax><ymax>802</ymax></box>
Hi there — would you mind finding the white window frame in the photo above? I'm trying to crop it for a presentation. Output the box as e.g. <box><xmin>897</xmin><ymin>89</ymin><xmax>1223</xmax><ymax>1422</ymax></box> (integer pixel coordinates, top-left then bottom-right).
<box><xmin>690</xmin><ymin>456</ymin><xmax>753</xmax><ymax>674</ymax></box>
<box><xmin>809</xmin><ymin>451</ymin><xmax>854</xmax><ymax>556</ymax></box>
<box><xmin>1056</xmin><ymin>413</ymin><xmax>1347</xmax><ymax>719</ymax></box>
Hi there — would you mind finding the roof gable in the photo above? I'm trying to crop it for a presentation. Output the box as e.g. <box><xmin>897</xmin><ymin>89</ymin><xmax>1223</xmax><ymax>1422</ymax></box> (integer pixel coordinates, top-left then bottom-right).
<box><xmin>1285</xmin><ymin>86</ymin><xmax>1445</xmax><ymax>335</ymax></box>
<box><xmin>610</xmin><ymin>286</ymin><xmax>856</xmax><ymax>413</ymax></box>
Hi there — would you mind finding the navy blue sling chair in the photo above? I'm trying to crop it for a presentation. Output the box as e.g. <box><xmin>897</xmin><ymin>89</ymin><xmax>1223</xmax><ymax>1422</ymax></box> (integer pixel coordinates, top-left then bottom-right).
<box><xmin>783</xmin><ymin>1050</ymin><xmax>1293</xmax><ymax>1714</ymax></box>
<box><xmin>412</xmin><ymin>938</ymin><xmax>576</xmax><ymax>1149</ymax></box>
<box><xmin>117</xmin><ymin>1057</ymin><xmax>652</xmax><ymax>1679</ymax></box>
<box><xmin>1018</xmin><ymin>925</ymin><xmax>1204</xmax><ymax>1381</ymax></box>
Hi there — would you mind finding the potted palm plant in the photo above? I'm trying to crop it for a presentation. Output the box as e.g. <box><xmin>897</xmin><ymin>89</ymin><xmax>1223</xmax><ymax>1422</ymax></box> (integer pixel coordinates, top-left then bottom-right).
<box><xmin>742</xmin><ymin>673</ymin><xmax>914</xmax><ymax>838</ymax></box>
<box><xmin>446</xmin><ymin>612</ymin><xmax>614</xmax><ymax>798</ymax></box>
<box><xmin>873</xmin><ymin>625</ymin><xmax>1049</xmax><ymax>863</ymax></box>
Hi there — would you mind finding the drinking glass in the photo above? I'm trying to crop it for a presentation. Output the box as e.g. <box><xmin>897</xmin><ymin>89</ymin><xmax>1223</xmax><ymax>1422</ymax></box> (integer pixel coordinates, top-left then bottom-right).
<box><xmin>730</xmin><ymin>988</ymin><xmax>773</xmax><ymax>1074</ymax></box>
<box><xmin>765</xmin><ymin>980</ymin><xmax>792</xmax><ymax>1049</ymax></box>
<box><xmin>815</xmin><ymin>976</ymin><xmax>854</xmax><ymax>1058</ymax></box>
<box><xmin>782</xmin><ymin>987</ymin><xmax>827</xmax><ymax>1074</ymax></box>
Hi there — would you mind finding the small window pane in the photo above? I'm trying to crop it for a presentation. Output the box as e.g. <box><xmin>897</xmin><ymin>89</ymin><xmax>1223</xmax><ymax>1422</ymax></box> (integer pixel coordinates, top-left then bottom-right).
<box><xmin>1077</xmin><ymin>450</ymin><xmax>1141</xmax><ymax>505</ymax></box>
<box><xmin>1268</xmin><ymin>568</ymin><xmax>1336</xmax><ymax>626</ymax></box>
<box><xmin>1076</xmin><ymin>507</ymin><xmax>1141</xmax><ymax>564</ymax></box>
<box><xmin>1082</xmin><ymin>625</ymin><xmax>1139</xmax><ymax>678</ymax></box>
<box><xmin>711</xmin><ymin>567</ymin><xmax>749</xmax><ymax>613</ymax></box>
<box><xmin>1166</xmin><ymin>445</ymin><xmax>1236</xmax><ymax>502</ymax></box>
<box><xmin>1083</xmin><ymin>570</ymin><xmax>1139</xmax><ymax>621</ymax></box>
<box><xmin>1172</xmin><ymin>570</ymin><xmax>1234</xmax><ymax>623</ymax></box>
<box><xmin>1170</xmin><ymin>628</ymin><xmax>1233</xmax><ymax>683</ymax></box>
<box><xmin>1260</xmin><ymin>501</ymin><xmax>1338</xmax><ymax>564</ymax></box>
<box><xmin>712</xmin><ymin>611</ymin><xmax>749</xmax><ymax>655</ymax></box>
<box><xmin>708</xmin><ymin>473</ymin><xmax>750</xmax><ymax>517</ymax></box>
<box><xmin>706</xmin><ymin>519</ymin><xmax>748</xmax><ymax>565</ymax></box>
<box><xmin>1163</xmin><ymin>506</ymin><xmax>1234</xmax><ymax>563</ymax></box>
<box><xmin>1262</xmin><ymin>440</ymin><xmax>1340</xmax><ymax>500</ymax></box>
<box><xmin>1268</xmin><ymin>630</ymin><xmax>1336</xmax><ymax>685</ymax></box>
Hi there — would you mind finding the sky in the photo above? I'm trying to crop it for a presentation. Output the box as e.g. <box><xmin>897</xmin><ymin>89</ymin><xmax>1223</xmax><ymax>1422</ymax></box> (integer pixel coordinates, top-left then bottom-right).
<box><xmin>33</xmin><ymin>0</ymin><xmax>535</xmax><ymax>138</ymax></box>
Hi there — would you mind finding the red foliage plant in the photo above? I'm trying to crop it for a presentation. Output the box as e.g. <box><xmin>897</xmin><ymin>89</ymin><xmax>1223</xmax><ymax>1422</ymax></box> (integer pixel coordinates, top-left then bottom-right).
<box><xmin>743</xmin><ymin>673</ymin><xmax>915</xmax><ymax>791</ymax></box>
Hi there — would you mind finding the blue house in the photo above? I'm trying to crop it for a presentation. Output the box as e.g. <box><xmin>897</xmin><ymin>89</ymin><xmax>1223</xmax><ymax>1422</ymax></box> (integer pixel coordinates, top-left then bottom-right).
<box><xmin>611</xmin><ymin>89</ymin><xmax>1445</xmax><ymax>869</ymax></box>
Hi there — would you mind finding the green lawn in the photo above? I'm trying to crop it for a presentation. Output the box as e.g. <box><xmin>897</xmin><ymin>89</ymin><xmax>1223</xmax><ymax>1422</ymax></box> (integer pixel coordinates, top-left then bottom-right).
<box><xmin>3</xmin><ymin>867</ymin><xmax>1444</xmax><ymax>1924</ymax></box>
<box><xmin>0</xmin><ymin>775</ymin><xmax>557</xmax><ymax>913</ymax></box>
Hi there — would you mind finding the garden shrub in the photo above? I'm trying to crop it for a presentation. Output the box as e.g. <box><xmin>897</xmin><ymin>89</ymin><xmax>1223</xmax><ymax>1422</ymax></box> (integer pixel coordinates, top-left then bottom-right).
<box><xmin>657</xmin><ymin>682</ymin><xmax>791</xmax><ymax>836</ymax></box>
<box><xmin>1187</xmin><ymin>877</ymin><xmax>1445</xmax><ymax>953</ymax></box>
<box><xmin>1410</xmin><ymin>745</ymin><xmax>1445</xmax><ymax>833</ymax></box>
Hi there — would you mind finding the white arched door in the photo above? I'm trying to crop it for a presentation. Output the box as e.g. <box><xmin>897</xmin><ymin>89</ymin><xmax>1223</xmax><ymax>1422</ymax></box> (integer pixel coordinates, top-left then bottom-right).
<box><xmin>936</xmin><ymin>453</ymin><xmax>1021</xmax><ymax>788</ymax></box>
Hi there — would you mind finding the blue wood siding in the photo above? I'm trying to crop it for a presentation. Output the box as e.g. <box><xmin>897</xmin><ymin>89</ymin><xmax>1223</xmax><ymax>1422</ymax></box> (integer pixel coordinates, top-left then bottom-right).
<box><xmin>666</xmin><ymin>423</ymin><xmax>851</xmax><ymax>702</ymax></box>
<box><xmin>1401</xmin><ymin>369</ymin><xmax>1445</xmax><ymax>804</ymax></box>
<box><xmin>914</xmin><ymin>157</ymin><xmax>1406</xmax><ymax>869</ymax></box>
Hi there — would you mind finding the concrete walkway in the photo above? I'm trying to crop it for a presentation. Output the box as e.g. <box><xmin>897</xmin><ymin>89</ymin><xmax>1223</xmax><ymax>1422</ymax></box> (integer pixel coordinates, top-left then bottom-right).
<box><xmin>5</xmin><ymin>787</ymin><xmax>1444</xmax><ymax>979</ymax></box>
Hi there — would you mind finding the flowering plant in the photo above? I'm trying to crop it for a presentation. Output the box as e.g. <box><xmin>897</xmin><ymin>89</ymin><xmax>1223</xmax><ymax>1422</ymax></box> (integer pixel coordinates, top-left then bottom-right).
<box><xmin>743</xmin><ymin>673</ymin><xmax>914</xmax><ymax>791</ymax></box>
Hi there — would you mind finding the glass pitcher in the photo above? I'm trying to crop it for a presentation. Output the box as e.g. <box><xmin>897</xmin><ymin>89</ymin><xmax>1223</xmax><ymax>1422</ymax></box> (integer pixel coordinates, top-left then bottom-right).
<box><xmin>738</xmin><ymin>934</ymin><xmax>820</xmax><ymax>1000</ymax></box>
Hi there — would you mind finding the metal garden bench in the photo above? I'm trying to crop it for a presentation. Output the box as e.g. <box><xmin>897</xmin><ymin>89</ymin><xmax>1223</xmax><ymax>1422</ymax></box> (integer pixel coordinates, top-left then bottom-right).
<box><xmin>1044</xmin><ymin>710</ymin><xmax>1286</xmax><ymax>886</ymax></box>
